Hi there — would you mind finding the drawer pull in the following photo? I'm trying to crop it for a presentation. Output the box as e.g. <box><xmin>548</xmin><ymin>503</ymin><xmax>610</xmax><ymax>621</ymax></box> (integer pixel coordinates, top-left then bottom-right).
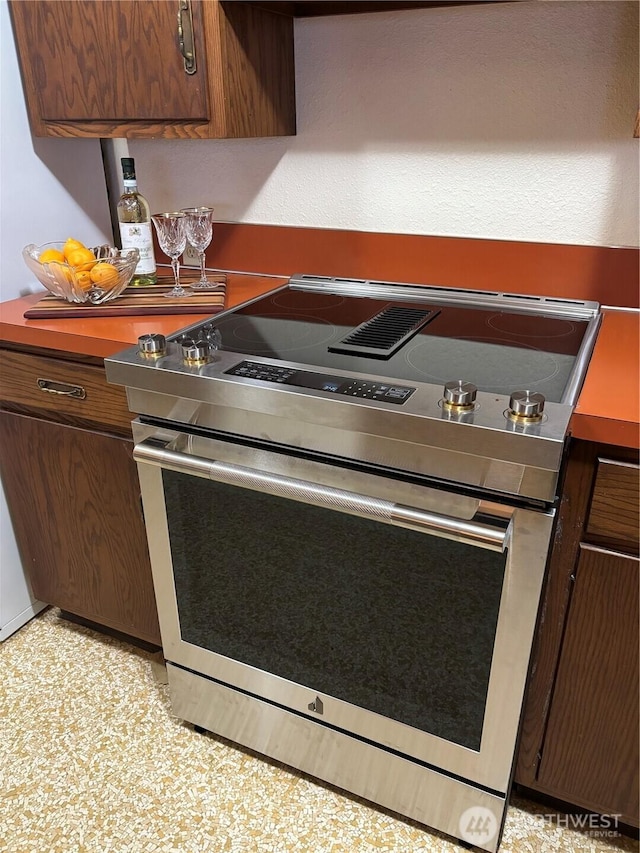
<box><xmin>37</xmin><ymin>378</ymin><xmax>86</xmax><ymax>400</ymax></box>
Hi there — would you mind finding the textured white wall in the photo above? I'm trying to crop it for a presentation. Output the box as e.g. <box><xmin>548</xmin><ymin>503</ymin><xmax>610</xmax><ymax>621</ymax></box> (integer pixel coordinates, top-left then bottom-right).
<box><xmin>132</xmin><ymin>0</ymin><xmax>639</xmax><ymax>248</ymax></box>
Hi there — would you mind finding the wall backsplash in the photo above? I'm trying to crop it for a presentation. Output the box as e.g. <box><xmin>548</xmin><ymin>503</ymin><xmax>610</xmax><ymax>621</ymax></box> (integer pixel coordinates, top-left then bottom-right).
<box><xmin>131</xmin><ymin>1</ymin><xmax>638</xmax><ymax>250</ymax></box>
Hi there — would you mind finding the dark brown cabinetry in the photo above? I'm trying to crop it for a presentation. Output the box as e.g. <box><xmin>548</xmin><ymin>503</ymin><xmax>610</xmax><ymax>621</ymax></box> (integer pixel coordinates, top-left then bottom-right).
<box><xmin>0</xmin><ymin>346</ymin><xmax>161</xmax><ymax>645</ymax></box>
<box><xmin>8</xmin><ymin>0</ymin><xmax>295</xmax><ymax>139</ymax></box>
<box><xmin>516</xmin><ymin>439</ymin><xmax>639</xmax><ymax>827</ymax></box>
<box><xmin>536</xmin><ymin>545</ymin><xmax>638</xmax><ymax>820</ymax></box>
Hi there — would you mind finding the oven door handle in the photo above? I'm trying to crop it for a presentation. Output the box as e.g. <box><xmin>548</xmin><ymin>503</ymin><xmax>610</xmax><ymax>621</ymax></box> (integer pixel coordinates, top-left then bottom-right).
<box><xmin>134</xmin><ymin>440</ymin><xmax>510</xmax><ymax>552</ymax></box>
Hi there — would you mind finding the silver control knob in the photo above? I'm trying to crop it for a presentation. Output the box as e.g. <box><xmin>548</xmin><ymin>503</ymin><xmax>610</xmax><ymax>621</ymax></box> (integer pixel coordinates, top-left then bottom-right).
<box><xmin>443</xmin><ymin>380</ymin><xmax>477</xmax><ymax>408</ymax></box>
<box><xmin>138</xmin><ymin>333</ymin><xmax>166</xmax><ymax>356</ymax></box>
<box><xmin>508</xmin><ymin>390</ymin><xmax>545</xmax><ymax>420</ymax></box>
<box><xmin>181</xmin><ymin>337</ymin><xmax>213</xmax><ymax>363</ymax></box>
<box><xmin>201</xmin><ymin>324</ymin><xmax>222</xmax><ymax>350</ymax></box>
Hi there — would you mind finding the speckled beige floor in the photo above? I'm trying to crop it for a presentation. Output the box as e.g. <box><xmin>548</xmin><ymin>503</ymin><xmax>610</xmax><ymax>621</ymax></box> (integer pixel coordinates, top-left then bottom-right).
<box><xmin>0</xmin><ymin>608</ymin><xmax>637</xmax><ymax>853</ymax></box>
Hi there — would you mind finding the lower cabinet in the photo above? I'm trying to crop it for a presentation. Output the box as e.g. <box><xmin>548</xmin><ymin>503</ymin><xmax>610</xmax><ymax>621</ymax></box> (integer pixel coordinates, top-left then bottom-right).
<box><xmin>536</xmin><ymin>544</ymin><xmax>638</xmax><ymax>821</ymax></box>
<box><xmin>0</xmin><ymin>346</ymin><xmax>160</xmax><ymax>645</ymax></box>
<box><xmin>516</xmin><ymin>439</ymin><xmax>639</xmax><ymax>827</ymax></box>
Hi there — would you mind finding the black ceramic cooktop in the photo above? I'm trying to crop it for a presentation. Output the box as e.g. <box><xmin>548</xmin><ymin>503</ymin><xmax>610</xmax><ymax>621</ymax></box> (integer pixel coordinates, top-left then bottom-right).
<box><xmin>201</xmin><ymin>288</ymin><xmax>590</xmax><ymax>404</ymax></box>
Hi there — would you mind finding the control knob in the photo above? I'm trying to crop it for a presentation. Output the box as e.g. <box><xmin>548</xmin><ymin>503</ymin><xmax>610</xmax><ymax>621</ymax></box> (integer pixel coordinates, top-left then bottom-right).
<box><xmin>443</xmin><ymin>380</ymin><xmax>477</xmax><ymax>410</ymax></box>
<box><xmin>180</xmin><ymin>336</ymin><xmax>213</xmax><ymax>364</ymax></box>
<box><xmin>508</xmin><ymin>390</ymin><xmax>545</xmax><ymax>421</ymax></box>
<box><xmin>201</xmin><ymin>323</ymin><xmax>222</xmax><ymax>349</ymax></box>
<box><xmin>138</xmin><ymin>333</ymin><xmax>166</xmax><ymax>356</ymax></box>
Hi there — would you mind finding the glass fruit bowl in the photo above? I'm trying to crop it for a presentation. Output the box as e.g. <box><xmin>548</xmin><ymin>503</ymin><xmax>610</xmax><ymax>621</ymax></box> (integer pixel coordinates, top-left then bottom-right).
<box><xmin>23</xmin><ymin>242</ymin><xmax>140</xmax><ymax>304</ymax></box>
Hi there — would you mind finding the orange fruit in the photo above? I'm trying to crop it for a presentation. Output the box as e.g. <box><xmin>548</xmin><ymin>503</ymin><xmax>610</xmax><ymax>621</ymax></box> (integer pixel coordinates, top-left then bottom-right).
<box><xmin>74</xmin><ymin>270</ymin><xmax>93</xmax><ymax>291</ymax></box>
<box><xmin>90</xmin><ymin>262</ymin><xmax>119</xmax><ymax>287</ymax></box>
<box><xmin>63</xmin><ymin>237</ymin><xmax>86</xmax><ymax>261</ymax></box>
<box><xmin>39</xmin><ymin>248</ymin><xmax>65</xmax><ymax>264</ymax></box>
<box><xmin>47</xmin><ymin>261</ymin><xmax>73</xmax><ymax>284</ymax></box>
<box><xmin>67</xmin><ymin>247</ymin><xmax>96</xmax><ymax>272</ymax></box>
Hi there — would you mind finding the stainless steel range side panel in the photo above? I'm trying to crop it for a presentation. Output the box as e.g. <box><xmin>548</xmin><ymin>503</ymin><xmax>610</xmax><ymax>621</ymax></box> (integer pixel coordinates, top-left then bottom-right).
<box><xmin>167</xmin><ymin>663</ymin><xmax>506</xmax><ymax>853</ymax></box>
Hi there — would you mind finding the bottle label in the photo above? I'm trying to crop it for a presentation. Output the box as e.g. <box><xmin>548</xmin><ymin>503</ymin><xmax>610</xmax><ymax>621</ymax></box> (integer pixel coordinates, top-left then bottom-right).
<box><xmin>119</xmin><ymin>221</ymin><xmax>156</xmax><ymax>275</ymax></box>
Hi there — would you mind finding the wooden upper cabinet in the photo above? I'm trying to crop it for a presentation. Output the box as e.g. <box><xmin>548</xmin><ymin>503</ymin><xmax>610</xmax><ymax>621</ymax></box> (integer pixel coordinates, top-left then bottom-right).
<box><xmin>8</xmin><ymin>0</ymin><xmax>296</xmax><ymax>139</ymax></box>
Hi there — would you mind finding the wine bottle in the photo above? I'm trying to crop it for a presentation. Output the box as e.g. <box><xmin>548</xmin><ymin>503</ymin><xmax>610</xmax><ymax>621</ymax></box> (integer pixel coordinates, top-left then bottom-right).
<box><xmin>117</xmin><ymin>157</ymin><xmax>157</xmax><ymax>286</ymax></box>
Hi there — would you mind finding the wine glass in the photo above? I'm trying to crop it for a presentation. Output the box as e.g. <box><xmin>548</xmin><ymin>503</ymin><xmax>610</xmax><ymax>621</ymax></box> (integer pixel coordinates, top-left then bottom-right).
<box><xmin>151</xmin><ymin>212</ymin><xmax>191</xmax><ymax>298</ymax></box>
<box><xmin>180</xmin><ymin>206</ymin><xmax>215</xmax><ymax>289</ymax></box>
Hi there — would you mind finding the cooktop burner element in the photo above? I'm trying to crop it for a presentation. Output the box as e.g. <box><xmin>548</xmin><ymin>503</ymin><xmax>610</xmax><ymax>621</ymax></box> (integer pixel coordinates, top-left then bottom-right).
<box><xmin>404</xmin><ymin>336</ymin><xmax>563</xmax><ymax>397</ymax></box>
<box><xmin>486</xmin><ymin>312</ymin><xmax>576</xmax><ymax>339</ymax></box>
<box><xmin>272</xmin><ymin>291</ymin><xmax>345</xmax><ymax>311</ymax></box>
<box><xmin>224</xmin><ymin>313</ymin><xmax>337</xmax><ymax>353</ymax></box>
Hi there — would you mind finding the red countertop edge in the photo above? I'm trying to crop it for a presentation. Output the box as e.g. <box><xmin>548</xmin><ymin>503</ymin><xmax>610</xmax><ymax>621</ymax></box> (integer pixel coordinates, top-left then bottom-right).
<box><xmin>569</xmin><ymin>413</ymin><xmax>639</xmax><ymax>450</ymax></box>
<box><xmin>1</xmin><ymin>279</ymin><xmax>638</xmax><ymax>451</ymax></box>
<box><xmin>569</xmin><ymin>309</ymin><xmax>640</xmax><ymax>450</ymax></box>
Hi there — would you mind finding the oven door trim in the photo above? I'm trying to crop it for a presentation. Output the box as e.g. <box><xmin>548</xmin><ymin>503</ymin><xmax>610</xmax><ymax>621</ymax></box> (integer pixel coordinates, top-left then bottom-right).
<box><xmin>135</xmin><ymin>423</ymin><xmax>554</xmax><ymax>795</ymax></box>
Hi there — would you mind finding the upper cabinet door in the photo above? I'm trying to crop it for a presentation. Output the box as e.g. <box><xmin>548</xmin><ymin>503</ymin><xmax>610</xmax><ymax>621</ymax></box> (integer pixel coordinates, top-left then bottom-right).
<box><xmin>8</xmin><ymin>0</ymin><xmax>296</xmax><ymax>139</ymax></box>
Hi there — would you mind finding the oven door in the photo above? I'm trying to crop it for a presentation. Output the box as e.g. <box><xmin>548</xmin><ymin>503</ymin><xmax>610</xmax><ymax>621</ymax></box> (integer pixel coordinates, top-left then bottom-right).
<box><xmin>133</xmin><ymin>421</ymin><xmax>554</xmax><ymax>796</ymax></box>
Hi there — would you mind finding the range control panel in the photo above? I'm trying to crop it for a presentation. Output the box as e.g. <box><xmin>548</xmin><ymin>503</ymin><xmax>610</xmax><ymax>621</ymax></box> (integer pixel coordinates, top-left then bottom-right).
<box><xmin>226</xmin><ymin>361</ymin><xmax>415</xmax><ymax>405</ymax></box>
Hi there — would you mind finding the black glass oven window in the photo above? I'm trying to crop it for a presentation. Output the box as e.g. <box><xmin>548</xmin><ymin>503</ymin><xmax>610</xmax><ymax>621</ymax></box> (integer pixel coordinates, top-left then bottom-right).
<box><xmin>164</xmin><ymin>470</ymin><xmax>506</xmax><ymax>751</ymax></box>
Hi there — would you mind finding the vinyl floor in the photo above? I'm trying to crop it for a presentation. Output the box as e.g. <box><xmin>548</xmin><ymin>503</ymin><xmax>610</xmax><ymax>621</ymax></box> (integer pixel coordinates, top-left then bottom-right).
<box><xmin>1</xmin><ymin>608</ymin><xmax>637</xmax><ymax>853</ymax></box>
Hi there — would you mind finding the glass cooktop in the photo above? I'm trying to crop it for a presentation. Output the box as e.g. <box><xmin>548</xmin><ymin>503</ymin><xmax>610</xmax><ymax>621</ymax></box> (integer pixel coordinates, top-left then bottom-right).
<box><xmin>194</xmin><ymin>287</ymin><xmax>593</xmax><ymax>404</ymax></box>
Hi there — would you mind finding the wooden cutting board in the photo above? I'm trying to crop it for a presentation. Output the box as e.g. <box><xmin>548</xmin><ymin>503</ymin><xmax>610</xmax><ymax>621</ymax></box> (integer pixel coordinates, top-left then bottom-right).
<box><xmin>23</xmin><ymin>273</ymin><xmax>227</xmax><ymax>319</ymax></box>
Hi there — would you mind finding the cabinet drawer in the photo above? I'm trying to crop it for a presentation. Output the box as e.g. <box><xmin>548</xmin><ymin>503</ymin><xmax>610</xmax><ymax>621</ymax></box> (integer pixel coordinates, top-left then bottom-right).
<box><xmin>586</xmin><ymin>458</ymin><xmax>639</xmax><ymax>552</ymax></box>
<box><xmin>0</xmin><ymin>349</ymin><xmax>133</xmax><ymax>434</ymax></box>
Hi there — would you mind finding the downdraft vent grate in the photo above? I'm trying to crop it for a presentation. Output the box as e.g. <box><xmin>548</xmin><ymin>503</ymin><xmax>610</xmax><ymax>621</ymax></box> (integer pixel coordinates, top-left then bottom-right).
<box><xmin>329</xmin><ymin>306</ymin><xmax>439</xmax><ymax>359</ymax></box>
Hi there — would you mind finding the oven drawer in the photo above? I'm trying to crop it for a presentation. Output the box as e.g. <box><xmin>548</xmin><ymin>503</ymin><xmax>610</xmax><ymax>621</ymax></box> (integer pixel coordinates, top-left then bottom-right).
<box><xmin>0</xmin><ymin>349</ymin><xmax>133</xmax><ymax>434</ymax></box>
<box><xmin>586</xmin><ymin>458</ymin><xmax>640</xmax><ymax>553</ymax></box>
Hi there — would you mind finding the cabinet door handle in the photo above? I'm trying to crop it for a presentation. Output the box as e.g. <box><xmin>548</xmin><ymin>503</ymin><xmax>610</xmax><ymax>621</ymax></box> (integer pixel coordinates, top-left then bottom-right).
<box><xmin>37</xmin><ymin>378</ymin><xmax>86</xmax><ymax>399</ymax></box>
<box><xmin>177</xmin><ymin>0</ymin><xmax>197</xmax><ymax>75</ymax></box>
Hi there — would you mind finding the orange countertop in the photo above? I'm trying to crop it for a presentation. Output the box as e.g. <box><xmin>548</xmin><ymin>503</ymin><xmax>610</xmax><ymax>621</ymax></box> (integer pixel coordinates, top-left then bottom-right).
<box><xmin>0</xmin><ymin>274</ymin><xmax>286</xmax><ymax>359</ymax></box>
<box><xmin>1</xmin><ymin>280</ymin><xmax>638</xmax><ymax>450</ymax></box>
<box><xmin>570</xmin><ymin>309</ymin><xmax>639</xmax><ymax>450</ymax></box>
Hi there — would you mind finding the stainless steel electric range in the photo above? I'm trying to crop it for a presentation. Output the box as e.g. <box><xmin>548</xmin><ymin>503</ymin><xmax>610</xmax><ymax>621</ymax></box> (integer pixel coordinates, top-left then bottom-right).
<box><xmin>106</xmin><ymin>274</ymin><xmax>601</xmax><ymax>852</ymax></box>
